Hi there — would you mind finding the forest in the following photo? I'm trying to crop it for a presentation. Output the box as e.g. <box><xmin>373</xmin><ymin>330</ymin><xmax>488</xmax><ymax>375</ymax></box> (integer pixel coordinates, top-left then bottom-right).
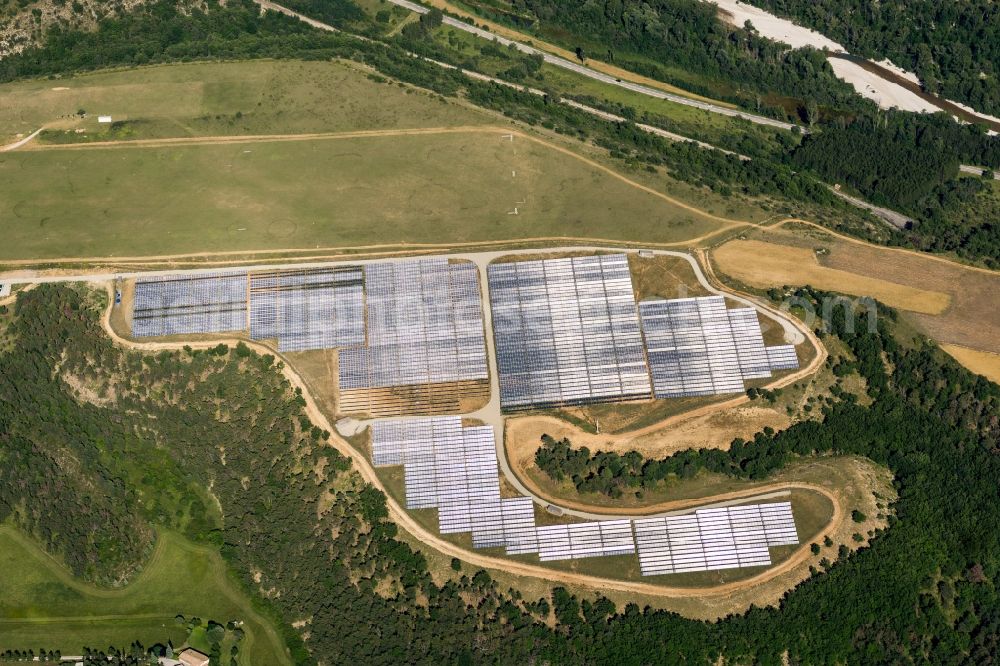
<box><xmin>460</xmin><ymin>0</ymin><xmax>865</xmax><ymax>114</ymax></box>
<box><xmin>752</xmin><ymin>0</ymin><xmax>1000</xmax><ymax>116</ymax></box>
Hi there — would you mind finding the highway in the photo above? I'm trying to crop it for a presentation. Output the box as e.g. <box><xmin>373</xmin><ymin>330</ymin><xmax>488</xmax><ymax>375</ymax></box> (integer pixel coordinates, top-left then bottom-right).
<box><xmin>959</xmin><ymin>164</ymin><xmax>1000</xmax><ymax>181</ymax></box>
<box><xmin>386</xmin><ymin>0</ymin><xmax>799</xmax><ymax>131</ymax></box>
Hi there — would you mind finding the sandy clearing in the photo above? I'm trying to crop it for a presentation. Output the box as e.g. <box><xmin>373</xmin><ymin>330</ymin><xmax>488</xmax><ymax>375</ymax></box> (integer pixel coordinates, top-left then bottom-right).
<box><xmin>707</xmin><ymin>0</ymin><xmax>1000</xmax><ymax>124</ymax></box>
<box><xmin>940</xmin><ymin>345</ymin><xmax>1000</xmax><ymax>384</ymax></box>
<box><xmin>509</xmin><ymin>405</ymin><xmax>789</xmax><ymax>460</ymax></box>
<box><xmin>93</xmin><ymin>281</ymin><xmax>844</xmax><ymax>604</ymax></box>
<box><xmin>708</xmin><ymin>0</ymin><xmax>929</xmax><ymax>112</ymax></box>
<box><xmin>713</xmin><ymin>239</ymin><xmax>952</xmax><ymax>314</ymax></box>
<box><xmin>827</xmin><ymin>58</ymin><xmax>939</xmax><ymax>113</ymax></box>
<box><xmin>710</xmin><ymin>0</ymin><xmax>841</xmax><ymax>51</ymax></box>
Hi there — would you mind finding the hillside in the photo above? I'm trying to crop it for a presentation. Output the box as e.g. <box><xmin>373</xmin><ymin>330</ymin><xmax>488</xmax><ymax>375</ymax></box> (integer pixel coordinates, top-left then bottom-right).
<box><xmin>3</xmin><ymin>281</ymin><xmax>1000</xmax><ymax>662</ymax></box>
<box><xmin>0</xmin><ymin>0</ymin><xmax>144</xmax><ymax>58</ymax></box>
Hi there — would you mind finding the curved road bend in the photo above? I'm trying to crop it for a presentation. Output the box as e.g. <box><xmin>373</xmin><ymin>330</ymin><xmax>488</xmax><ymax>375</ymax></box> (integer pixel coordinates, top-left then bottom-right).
<box><xmin>10</xmin><ymin>245</ymin><xmax>817</xmax><ymax>520</ymax></box>
<box><xmin>0</xmin><ymin>128</ymin><xmax>42</xmax><ymax>152</ymax></box>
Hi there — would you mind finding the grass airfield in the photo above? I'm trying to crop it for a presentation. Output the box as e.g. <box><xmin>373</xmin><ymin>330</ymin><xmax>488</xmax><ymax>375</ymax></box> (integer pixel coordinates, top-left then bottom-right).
<box><xmin>0</xmin><ymin>527</ymin><xmax>289</xmax><ymax>664</ymax></box>
<box><xmin>2</xmin><ymin>128</ymin><xmax>732</xmax><ymax>260</ymax></box>
<box><xmin>0</xmin><ymin>59</ymin><xmax>485</xmax><ymax>144</ymax></box>
<box><xmin>0</xmin><ymin>59</ymin><xmax>761</xmax><ymax>262</ymax></box>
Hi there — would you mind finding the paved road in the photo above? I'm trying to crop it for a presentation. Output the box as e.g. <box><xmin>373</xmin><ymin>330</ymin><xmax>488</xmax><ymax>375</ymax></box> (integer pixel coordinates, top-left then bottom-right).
<box><xmin>828</xmin><ymin>187</ymin><xmax>914</xmax><ymax>229</ymax></box>
<box><xmin>960</xmin><ymin>164</ymin><xmax>1000</xmax><ymax>181</ymax></box>
<box><xmin>387</xmin><ymin>0</ymin><xmax>798</xmax><ymax>131</ymax></box>
<box><xmin>9</xmin><ymin>244</ymin><xmax>811</xmax><ymax>520</ymax></box>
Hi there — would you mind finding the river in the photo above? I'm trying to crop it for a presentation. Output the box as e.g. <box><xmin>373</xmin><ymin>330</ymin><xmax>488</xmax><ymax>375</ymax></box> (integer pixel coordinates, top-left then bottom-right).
<box><xmin>705</xmin><ymin>0</ymin><xmax>1000</xmax><ymax>131</ymax></box>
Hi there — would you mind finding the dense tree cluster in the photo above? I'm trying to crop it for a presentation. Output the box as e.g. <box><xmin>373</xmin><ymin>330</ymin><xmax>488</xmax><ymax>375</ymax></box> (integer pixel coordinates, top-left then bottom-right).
<box><xmin>752</xmin><ymin>0</ymin><xmax>1000</xmax><ymax>116</ymax></box>
<box><xmin>534</xmin><ymin>426</ymin><xmax>792</xmax><ymax>499</ymax></box>
<box><xmin>792</xmin><ymin>113</ymin><xmax>1000</xmax><ymax>205</ymax></box>
<box><xmin>460</xmin><ymin>0</ymin><xmax>864</xmax><ymax>115</ymax></box>
<box><xmin>790</xmin><ymin>113</ymin><xmax>1000</xmax><ymax>263</ymax></box>
<box><xmin>0</xmin><ymin>292</ymin><xmax>154</xmax><ymax>586</ymax></box>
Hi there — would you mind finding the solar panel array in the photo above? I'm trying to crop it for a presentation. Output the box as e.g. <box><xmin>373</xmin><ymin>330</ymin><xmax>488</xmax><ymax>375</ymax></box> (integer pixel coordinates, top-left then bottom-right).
<box><xmin>633</xmin><ymin>502</ymin><xmax>798</xmax><ymax>576</ymax></box>
<box><xmin>488</xmin><ymin>254</ymin><xmax>652</xmax><ymax>410</ymax></box>
<box><xmin>639</xmin><ymin>296</ymin><xmax>800</xmax><ymax>398</ymax></box>
<box><xmin>371</xmin><ymin>417</ymin><xmax>799</xmax><ymax>574</ymax></box>
<box><xmin>535</xmin><ymin>520</ymin><xmax>635</xmax><ymax>561</ymax></box>
<box><xmin>248</xmin><ymin>267</ymin><xmax>364</xmax><ymax>352</ymax></box>
<box><xmin>339</xmin><ymin>260</ymin><xmax>488</xmax><ymax>391</ymax></box>
<box><xmin>132</xmin><ymin>272</ymin><xmax>248</xmax><ymax>337</ymax></box>
<box><xmin>370</xmin><ymin>417</ymin><xmax>635</xmax><ymax>559</ymax></box>
<box><xmin>766</xmin><ymin>345</ymin><xmax>800</xmax><ymax>370</ymax></box>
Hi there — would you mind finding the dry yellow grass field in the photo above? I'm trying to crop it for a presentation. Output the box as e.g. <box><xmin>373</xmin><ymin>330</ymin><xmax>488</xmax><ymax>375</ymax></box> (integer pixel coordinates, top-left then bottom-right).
<box><xmin>710</xmin><ymin>230</ymin><xmax>1000</xmax><ymax>382</ymax></box>
<box><xmin>940</xmin><ymin>345</ymin><xmax>1000</xmax><ymax>383</ymax></box>
<box><xmin>712</xmin><ymin>240</ymin><xmax>951</xmax><ymax>315</ymax></box>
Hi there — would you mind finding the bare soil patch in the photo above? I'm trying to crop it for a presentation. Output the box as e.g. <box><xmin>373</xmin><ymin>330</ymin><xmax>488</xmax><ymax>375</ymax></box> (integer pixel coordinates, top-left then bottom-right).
<box><xmin>508</xmin><ymin>405</ymin><xmax>790</xmax><ymax>461</ymax></box>
<box><xmin>712</xmin><ymin>239</ymin><xmax>951</xmax><ymax>314</ymax></box>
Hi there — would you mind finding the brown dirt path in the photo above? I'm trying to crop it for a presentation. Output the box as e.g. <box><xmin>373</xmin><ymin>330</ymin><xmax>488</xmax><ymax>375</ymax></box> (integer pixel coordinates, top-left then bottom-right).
<box><xmin>508</xmin><ymin>404</ymin><xmax>789</xmax><ymax>462</ymax></box>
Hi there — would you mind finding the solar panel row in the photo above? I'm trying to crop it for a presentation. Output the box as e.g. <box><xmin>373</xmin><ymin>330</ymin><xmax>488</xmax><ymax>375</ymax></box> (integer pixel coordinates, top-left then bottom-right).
<box><xmin>248</xmin><ymin>267</ymin><xmax>364</xmax><ymax>352</ymax></box>
<box><xmin>370</xmin><ymin>417</ymin><xmax>640</xmax><ymax>560</ymax></box>
<box><xmin>488</xmin><ymin>254</ymin><xmax>651</xmax><ymax>410</ymax></box>
<box><xmin>640</xmin><ymin>296</ymin><xmax>800</xmax><ymax>398</ymax></box>
<box><xmin>535</xmin><ymin>520</ymin><xmax>635</xmax><ymax>561</ymax></box>
<box><xmin>339</xmin><ymin>260</ymin><xmax>489</xmax><ymax>391</ymax></box>
<box><xmin>633</xmin><ymin>502</ymin><xmax>798</xmax><ymax>576</ymax></box>
<box><xmin>766</xmin><ymin>345</ymin><xmax>800</xmax><ymax>370</ymax></box>
<box><xmin>371</xmin><ymin>417</ymin><xmax>800</xmax><ymax>574</ymax></box>
<box><xmin>132</xmin><ymin>272</ymin><xmax>248</xmax><ymax>337</ymax></box>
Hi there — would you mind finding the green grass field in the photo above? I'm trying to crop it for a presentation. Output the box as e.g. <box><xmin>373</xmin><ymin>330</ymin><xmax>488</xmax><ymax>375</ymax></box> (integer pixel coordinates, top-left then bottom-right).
<box><xmin>0</xmin><ymin>527</ymin><xmax>290</xmax><ymax>664</ymax></box>
<box><xmin>0</xmin><ymin>129</ymin><xmax>734</xmax><ymax>260</ymax></box>
<box><xmin>0</xmin><ymin>60</ymin><xmax>485</xmax><ymax>144</ymax></box>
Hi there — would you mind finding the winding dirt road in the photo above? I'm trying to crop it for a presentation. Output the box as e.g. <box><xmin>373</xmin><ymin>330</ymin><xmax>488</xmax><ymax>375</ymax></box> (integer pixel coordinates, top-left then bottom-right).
<box><xmin>92</xmin><ymin>281</ymin><xmax>843</xmax><ymax>601</ymax></box>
